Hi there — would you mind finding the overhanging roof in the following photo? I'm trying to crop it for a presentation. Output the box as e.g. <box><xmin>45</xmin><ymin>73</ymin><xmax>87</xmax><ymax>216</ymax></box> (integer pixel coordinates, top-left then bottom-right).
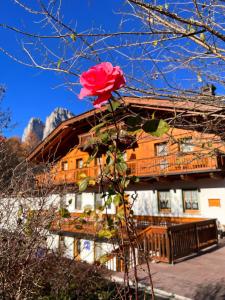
<box><xmin>27</xmin><ymin>96</ymin><xmax>225</xmax><ymax>163</ymax></box>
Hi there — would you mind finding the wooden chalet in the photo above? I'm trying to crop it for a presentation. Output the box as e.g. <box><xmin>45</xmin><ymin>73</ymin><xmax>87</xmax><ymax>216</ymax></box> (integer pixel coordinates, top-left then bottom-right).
<box><xmin>28</xmin><ymin>97</ymin><xmax>225</xmax><ymax>269</ymax></box>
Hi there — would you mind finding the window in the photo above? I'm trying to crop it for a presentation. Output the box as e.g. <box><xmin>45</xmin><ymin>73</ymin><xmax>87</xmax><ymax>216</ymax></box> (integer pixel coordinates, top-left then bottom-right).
<box><xmin>183</xmin><ymin>189</ymin><xmax>199</xmax><ymax>211</ymax></box>
<box><xmin>59</xmin><ymin>235</ymin><xmax>65</xmax><ymax>251</ymax></box>
<box><xmin>75</xmin><ymin>194</ymin><xmax>82</xmax><ymax>210</ymax></box>
<box><xmin>155</xmin><ymin>142</ymin><xmax>168</xmax><ymax>156</ymax></box>
<box><xmin>158</xmin><ymin>190</ymin><xmax>171</xmax><ymax>211</ymax></box>
<box><xmin>155</xmin><ymin>143</ymin><xmax>168</xmax><ymax>169</ymax></box>
<box><xmin>179</xmin><ymin>138</ymin><xmax>193</xmax><ymax>153</ymax></box>
<box><xmin>94</xmin><ymin>157</ymin><xmax>103</xmax><ymax>166</ymax></box>
<box><xmin>95</xmin><ymin>193</ymin><xmax>111</xmax><ymax>209</ymax></box>
<box><xmin>76</xmin><ymin>158</ymin><xmax>83</xmax><ymax>169</ymax></box>
<box><xmin>95</xmin><ymin>242</ymin><xmax>105</xmax><ymax>261</ymax></box>
<box><xmin>61</xmin><ymin>161</ymin><xmax>68</xmax><ymax>171</ymax></box>
<box><xmin>74</xmin><ymin>239</ymin><xmax>81</xmax><ymax>259</ymax></box>
<box><xmin>95</xmin><ymin>193</ymin><xmax>103</xmax><ymax>209</ymax></box>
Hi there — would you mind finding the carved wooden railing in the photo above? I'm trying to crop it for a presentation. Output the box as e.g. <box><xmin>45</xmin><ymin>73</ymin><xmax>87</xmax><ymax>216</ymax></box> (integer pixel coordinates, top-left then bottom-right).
<box><xmin>37</xmin><ymin>153</ymin><xmax>225</xmax><ymax>186</ymax></box>
<box><xmin>138</xmin><ymin>225</ymin><xmax>171</xmax><ymax>263</ymax></box>
<box><xmin>169</xmin><ymin>219</ymin><xmax>218</xmax><ymax>261</ymax></box>
<box><xmin>101</xmin><ymin>219</ymin><xmax>218</xmax><ymax>270</ymax></box>
<box><xmin>137</xmin><ymin>218</ymin><xmax>218</xmax><ymax>264</ymax></box>
<box><xmin>51</xmin><ymin>214</ymin><xmax>218</xmax><ymax>267</ymax></box>
<box><xmin>127</xmin><ymin>153</ymin><xmax>225</xmax><ymax>177</ymax></box>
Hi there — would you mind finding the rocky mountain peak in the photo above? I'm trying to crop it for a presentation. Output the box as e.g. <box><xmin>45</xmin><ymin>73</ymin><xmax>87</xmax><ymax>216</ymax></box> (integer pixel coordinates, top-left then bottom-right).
<box><xmin>22</xmin><ymin>118</ymin><xmax>44</xmax><ymax>143</ymax></box>
<box><xmin>43</xmin><ymin>107</ymin><xmax>74</xmax><ymax>139</ymax></box>
<box><xmin>22</xmin><ymin>108</ymin><xmax>74</xmax><ymax>148</ymax></box>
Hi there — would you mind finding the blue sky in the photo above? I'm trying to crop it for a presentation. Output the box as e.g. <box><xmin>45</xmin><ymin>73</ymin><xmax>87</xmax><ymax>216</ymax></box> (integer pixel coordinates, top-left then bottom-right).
<box><xmin>0</xmin><ymin>1</ymin><xmax>124</xmax><ymax>138</ymax></box>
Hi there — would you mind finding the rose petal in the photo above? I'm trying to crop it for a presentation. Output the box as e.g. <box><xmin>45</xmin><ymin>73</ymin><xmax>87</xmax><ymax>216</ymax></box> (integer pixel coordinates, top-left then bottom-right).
<box><xmin>93</xmin><ymin>92</ymin><xmax>112</xmax><ymax>108</ymax></box>
<box><xmin>78</xmin><ymin>87</ymin><xmax>93</xmax><ymax>99</ymax></box>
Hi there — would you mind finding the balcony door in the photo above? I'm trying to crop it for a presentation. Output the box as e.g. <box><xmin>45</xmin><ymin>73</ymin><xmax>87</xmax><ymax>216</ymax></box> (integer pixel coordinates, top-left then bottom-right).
<box><xmin>76</xmin><ymin>158</ymin><xmax>85</xmax><ymax>180</ymax></box>
<box><xmin>155</xmin><ymin>142</ymin><xmax>168</xmax><ymax>170</ymax></box>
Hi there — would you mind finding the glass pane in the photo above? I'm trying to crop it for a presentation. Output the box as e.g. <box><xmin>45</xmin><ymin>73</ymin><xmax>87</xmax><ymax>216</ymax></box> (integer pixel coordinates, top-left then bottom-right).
<box><xmin>75</xmin><ymin>194</ymin><xmax>82</xmax><ymax>210</ymax></box>
<box><xmin>76</xmin><ymin>159</ymin><xmax>83</xmax><ymax>169</ymax></box>
<box><xmin>158</xmin><ymin>191</ymin><xmax>171</xmax><ymax>209</ymax></box>
<box><xmin>95</xmin><ymin>242</ymin><xmax>104</xmax><ymax>260</ymax></box>
<box><xmin>183</xmin><ymin>190</ymin><xmax>199</xmax><ymax>210</ymax></box>
<box><xmin>62</xmin><ymin>161</ymin><xmax>68</xmax><ymax>171</ymax></box>
<box><xmin>180</xmin><ymin>138</ymin><xmax>193</xmax><ymax>153</ymax></box>
<box><xmin>95</xmin><ymin>193</ymin><xmax>102</xmax><ymax>208</ymax></box>
<box><xmin>156</xmin><ymin>143</ymin><xmax>168</xmax><ymax>156</ymax></box>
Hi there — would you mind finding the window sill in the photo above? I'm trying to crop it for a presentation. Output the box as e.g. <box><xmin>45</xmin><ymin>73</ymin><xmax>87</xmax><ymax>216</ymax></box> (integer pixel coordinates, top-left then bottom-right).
<box><xmin>184</xmin><ymin>210</ymin><xmax>200</xmax><ymax>214</ymax></box>
<box><xmin>159</xmin><ymin>209</ymin><xmax>171</xmax><ymax>214</ymax></box>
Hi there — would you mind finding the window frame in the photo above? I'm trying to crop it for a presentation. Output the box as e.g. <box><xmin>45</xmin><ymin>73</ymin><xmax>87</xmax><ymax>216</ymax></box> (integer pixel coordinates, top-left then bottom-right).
<box><xmin>74</xmin><ymin>239</ymin><xmax>81</xmax><ymax>260</ymax></box>
<box><xmin>95</xmin><ymin>242</ymin><xmax>105</xmax><ymax>261</ymax></box>
<box><xmin>75</xmin><ymin>193</ymin><xmax>82</xmax><ymax>211</ymax></box>
<box><xmin>76</xmin><ymin>158</ymin><xmax>83</xmax><ymax>169</ymax></box>
<box><xmin>94</xmin><ymin>193</ymin><xmax>111</xmax><ymax>210</ymax></box>
<box><xmin>154</xmin><ymin>142</ymin><xmax>168</xmax><ymax>157</ymax></box>
<box><xmin>157</xmin><ymin>190</ymin><xmax>171</xmax><ymax>212</ymax></box>
<box><xmin>182</xmin><ymin>189</ymin><xmax>200</xmax><ymax>213</ymax></box>
<box><xmin>179</xmin><ymin>137</ymin><xmax>194</xmax><ymax>153</ymax></box>
<box><xmin>61</xmin><ymin>161</ymin><xmax>68</xmax><ymax>171</ymax></box>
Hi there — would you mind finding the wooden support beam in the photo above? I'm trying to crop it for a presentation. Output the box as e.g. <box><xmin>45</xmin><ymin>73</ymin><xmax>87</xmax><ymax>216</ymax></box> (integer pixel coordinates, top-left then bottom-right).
<box><xmin>180</xmin><ymin>174</ymin><xmax>194</xmax><ymax>181</ymax></box>
<box><xmin>155</xmin><ymin>176</ymin><xmax>170</xmax><ymax>183</ymax></box>
<box><xmin>209</xmin><ymin>172</ymin><xmax>224</xmax><ymax>180</ymax></box>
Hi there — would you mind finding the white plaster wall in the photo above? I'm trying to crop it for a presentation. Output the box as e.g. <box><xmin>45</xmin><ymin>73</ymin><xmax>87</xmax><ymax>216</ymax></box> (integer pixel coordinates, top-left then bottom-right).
<box><xmin>130</xmin><ymin>190</ymin><xmax>155</xmax><ymax>215</ymax></box>
<box><xmin>79</xmin><ymin>239</ymin><xmax>95</xmax><ymax>263</ymax></box>
<box><xmin>45</xmin><ymin>194</ymin><xmax>61</xmax><ymax>209</ymax></box>
<box><xmin>65</xmin><ymin>193</ymin><xmax>76</xmax><ymax>212</ymax></box>
<box><xmin>64</xmin><ymin>236</ymin><xmax>74</xmax><ymax>258</ymax></box>
<box><xmin>172</xmin><ymin>179</ymin><xmax>225</xmax><ymax>225</ymax></box>
<box><xmin>47</xmin><ymin>234</ymin><xmax>59</xmax><ymax>252</ymax></box>
<box><xmin>130</xmin><ymin>178</ymin><xmax>225</xmax><ymax>226</ymax></box>
<box><xmin>95</xmin><ymin>242</ymin><xmax>114</xmax><ymax>260</ymax></box>
<box><xmin>198</xmin><ymin>186</ymin><xmax>225</xmax><ymax>225</ymax></box>
<box><xmin>103</xmin><ymin>194</ymin><xmax>116</xmax><ymax>214</ymax></box>
<box><xmin>79</xmin><ymin>240</ymin><xmax>115</xmax><ymax>264</ymax></box>
<box><xmin>68</xmin><ymin>192</ymin><xmax>116</xmax><ymax>214</ymax></box>
<box><xmin>0</xmin><ymin>197</ymin><xmax>19</xmax><ymax>230</ymax></box>
<box><xmin>82</xmin><ymin>193</ymin><xmax>95</xmax><ymax>211</ymax></box>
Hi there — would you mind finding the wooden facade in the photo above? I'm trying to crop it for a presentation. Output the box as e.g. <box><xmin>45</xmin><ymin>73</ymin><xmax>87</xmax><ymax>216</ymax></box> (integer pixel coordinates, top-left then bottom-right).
<box><xmin>37</xmin><ymin>126</ymin><xmax>225</xmax><ymax>186</ymax></box>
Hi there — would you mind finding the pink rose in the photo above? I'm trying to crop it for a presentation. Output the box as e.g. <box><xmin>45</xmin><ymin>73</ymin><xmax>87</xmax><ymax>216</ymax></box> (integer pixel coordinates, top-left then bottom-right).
<box><xmin>78</xmin><ymin>62</ymin><xmax>126</xmax><ymax>108</ymax></box>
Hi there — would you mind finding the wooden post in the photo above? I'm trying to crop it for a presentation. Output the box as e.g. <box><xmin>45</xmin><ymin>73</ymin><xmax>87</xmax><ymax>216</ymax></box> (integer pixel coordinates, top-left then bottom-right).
<box><xmin>195</xmin><ymin>223</ymin><xmax>200</xmax><ymax>253</ymax></box>
<box><xmin>167</xmin><ymin>228</ymin><xmax>173</xmax><ymax>264</ymax></box>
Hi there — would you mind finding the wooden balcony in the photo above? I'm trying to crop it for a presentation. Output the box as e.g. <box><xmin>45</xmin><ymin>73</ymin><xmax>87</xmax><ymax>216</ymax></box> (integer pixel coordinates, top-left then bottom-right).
<box><xmin>52</xmin><ymin>167</ymin><xmax>99</xmax><ymax>185</ymax></box>
<box><xmin>103</xmin><ymin>218</ymin><xmax>218</xmax><ymax>270</ymax></box>
<box><xmin>39</xmin><ymin>152</ymin><xmax>225</xmax><ymax>186</ymax></box>
<box><xmin>137</xmin><ymin>218</ymin><xmax>218</xmax><ymax>264</ymax></box>
<box><xmin>52</xmin><ymin>214</ymin><xmax>218</xmax><ymax>265</ymax></box>
<box><xmin>126</xmin><ymin>153</ymin><xmax>225</xmax><ymax>177</ymax></box>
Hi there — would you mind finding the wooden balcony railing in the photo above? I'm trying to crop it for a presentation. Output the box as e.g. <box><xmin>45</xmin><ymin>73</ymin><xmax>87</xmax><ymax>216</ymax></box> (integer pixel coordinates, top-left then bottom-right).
<box><xmin>137</xmin><ymin>218</ymin><xmax>218</xmax><ymax>263</ymax></box>
<box><xmin>52</xmin><ymin>214</ymin><xmax>217</xmax><ymax>265</ymax></box>
<box><xmin>53</xmin><ymin>166</ymin><xmax>100</xmax><ymax>184</ymax></box>
<box><xmin>41</xmin><ymin>153</ymin><xmax>224</xmax><ymax>186</ymax></box>
<box><xmin>127</xmin><ymin>153</ymin><xmax>225</xmax><ymax>177</ymax></box>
